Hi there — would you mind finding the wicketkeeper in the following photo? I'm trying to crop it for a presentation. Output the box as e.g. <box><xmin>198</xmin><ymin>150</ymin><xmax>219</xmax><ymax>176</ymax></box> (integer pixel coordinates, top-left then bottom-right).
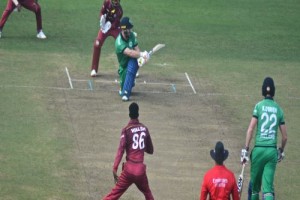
<box><xmin>241</xmin><ymin>77</ymin><xmax>288</xmax><ymax>200</ymax></box>
<box><xmin>90</xmin><ymin>0</ymin><xmax>123</xmax><ymax>77</ymax></box>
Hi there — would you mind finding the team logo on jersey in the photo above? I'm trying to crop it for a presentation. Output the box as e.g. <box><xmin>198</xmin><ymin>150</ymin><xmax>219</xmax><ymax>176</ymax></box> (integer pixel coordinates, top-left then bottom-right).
<box><xmin>129</xmin><ymin>41</ymin><xmax>133</xmax><ymax>48</ymax></box>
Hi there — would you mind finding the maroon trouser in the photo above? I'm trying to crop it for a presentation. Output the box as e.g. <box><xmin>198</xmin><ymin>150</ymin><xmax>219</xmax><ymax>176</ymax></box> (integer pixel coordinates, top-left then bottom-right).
<box><xmin>0</xmin><ymin>0</ymin><xmax>43</xmax><ymax>31</ymax></box>
<box><xmin>91</xmin><ymin>27</ymin><xmax>121</xmax><ymax>73</ymax></box>
<box><xmin>103</xmin><ymin>162</ymin><xmax>154</xmax><ymax>200</ymax></box>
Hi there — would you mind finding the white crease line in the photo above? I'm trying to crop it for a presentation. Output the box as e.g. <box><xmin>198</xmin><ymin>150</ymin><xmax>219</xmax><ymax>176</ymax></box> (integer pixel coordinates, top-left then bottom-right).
<box><xmin>72</xmin><ymin>79</ymin><xmax>190</xmax><ymax>87</ymax></box>
<box><xmin>185</xmin><ymin>72</ymin><xmax>196</xmax><ymax>94</ymax></box>
<box><xmin>0</xmin><ymin>84</ymin><xmax>72</xmax><ymax>90</ymax></box>
<box><xmin>65</xmin><ymin>67</ymin><xmax>73</xmax><ymax>89</ymax></box>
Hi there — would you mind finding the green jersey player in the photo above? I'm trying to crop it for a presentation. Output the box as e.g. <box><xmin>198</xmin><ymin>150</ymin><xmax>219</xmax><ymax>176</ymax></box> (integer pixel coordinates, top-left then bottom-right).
<box><xmin>241</xmin><ymin>77</ymin><xmax>288</xmax><ymax>200</ymax></box>
<box><xmin>115</xmin><ymin>17</ymin><xmax>149</xmax><ymax>101</ymax></box>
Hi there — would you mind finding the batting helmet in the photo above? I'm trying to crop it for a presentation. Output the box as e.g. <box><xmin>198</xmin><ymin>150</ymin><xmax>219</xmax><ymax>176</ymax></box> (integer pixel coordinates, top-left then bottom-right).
<box><xmin>262</xmin><ymin>77</ymin><xmax>275</xmax><ymax>97</ymax></box>
<box><xmin>120</xmin><ymin>17</ymin><xmax>133</xmax><ymax>30</ymax></box>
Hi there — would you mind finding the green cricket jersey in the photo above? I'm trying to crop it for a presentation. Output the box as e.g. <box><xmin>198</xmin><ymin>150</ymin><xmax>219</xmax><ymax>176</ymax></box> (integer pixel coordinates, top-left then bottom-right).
<box><xmin>253</xmin><ymin>97</ymin><xmax>285</xmax><ymax>147</ymax></box>
<box><xmin>115</xmin><ymin>32</ymin><xmax>138</xmax><ymax>69</ymax></box>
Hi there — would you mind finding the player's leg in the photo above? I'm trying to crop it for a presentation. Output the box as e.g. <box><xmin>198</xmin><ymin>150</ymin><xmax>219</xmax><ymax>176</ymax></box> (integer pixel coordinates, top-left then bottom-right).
<box><xmin>0</xmin><ymin>0</ymin><xmax>15</xmax><ymax>33</ymax></box>
<box><xmin>21</xmin><ymin>0</ymin><xmax>46</xmax><ymax>38</ymax></box>
<box><xmin>103</xmin><ymin>171</ymin><xmax>133</xmax><ymax>200</ymax></box>
<box><xmin>250</xmin><ymin>148</ymin><xmax>265</xmax><ymax>200</ymax></box>
<box><xmin>121</xmin><ymin>58</ymin><xmax>138</xmax><ymax>101</ymax></box>
<box><xmin>118</xmin><ymin>67</ymin><xmax>127</xmax><ymax>93</ymax></box>
<box><xmin>91</xmin><ymin>31</ymin><xmax>107</xmax><ymax>76</ymax></box>
<box><xmin>262</xmin><ymin>149</ymin><xmax>277</xmax><ymax>200</ymax></box>
<box><xmin>248</xmin><ymin>180</ymin><xmax>252</xmax><ymax>200</ymax></box>
<box><xmin>135</xmin><ymin>173</ymin><xmax>154</xmax><ymax>200</ymax></box>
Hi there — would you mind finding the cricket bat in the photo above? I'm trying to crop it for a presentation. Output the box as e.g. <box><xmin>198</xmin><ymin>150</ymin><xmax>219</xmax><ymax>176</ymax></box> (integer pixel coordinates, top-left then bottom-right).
<box><xmin>138</xmin><ymin>44</ymin><xmax>165</xmax><ymax>67</ymax></box>
<box><xmin>149</xmin><ymin>43</ymin><xmax>166</xmax><ymax>56</ymax></box>
<box><xmin>237</xmin><ymin>163</ymin><xmax>246</xmax><ymax>195</ymax></box>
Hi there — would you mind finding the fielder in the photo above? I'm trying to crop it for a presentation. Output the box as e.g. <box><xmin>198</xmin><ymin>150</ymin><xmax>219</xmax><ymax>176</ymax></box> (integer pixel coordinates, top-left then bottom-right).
<box><xmin>241</xmin><ymin>77</ymin><xmax>288</xmax><ymax>200</ymax></box>
<box><xmin>115</xmin><ymin>16</ymin><xmax>149</xmax><ymax>101</ymax></box>
<box><xmin>102</xmin><ymin>102</ymin><xmax>154</xmax><ymax>200</ymax></box>
<box><xmin>90</xmin><ymin>0</ymin><xmax>123</xmax><ymax>77</ymax></box>
<box><xmin>200</xmin><ymin>141</ymin><xmax>240</xmax><ymax>200</ymax></box>
<box><xmin>0</xmin><ymin>0</ymin><xmax>46</xmax><ymax>39</ymax></box>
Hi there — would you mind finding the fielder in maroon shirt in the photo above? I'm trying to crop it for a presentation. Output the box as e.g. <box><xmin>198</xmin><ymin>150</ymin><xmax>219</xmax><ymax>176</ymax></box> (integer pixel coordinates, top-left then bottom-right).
<box><xmin>103</xmin><ymin>102</ymin><xmax>154</xmax><ymax>200</ymax></box>
<box><xmin>0</xmin><ymin>0</ymin><xmax>46</xmax><ymax>39</ymax></box>
<box><xmin>200</xmin><ymin>141</ymin><xmax>240</xmax><ymax>200</ymax></box>
<box><xmin>90</xmin><ymin>0</ymin><xmax>123</xmax><ymax>77</ymax></box>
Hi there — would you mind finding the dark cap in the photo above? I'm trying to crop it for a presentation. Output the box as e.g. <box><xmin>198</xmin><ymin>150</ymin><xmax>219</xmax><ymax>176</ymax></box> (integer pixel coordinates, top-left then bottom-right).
<box><xmin>120</xmin><ymin>17</ymin><xmax>134</xmax><ymax>30</ymax></box>
<box><xmin>129</xmin><ymin>102</ymin><xmax>139</xmax><ymax>119</ymax></box>
<box><xmin>262</xmin><ymin>77</ymin><xmax>275</xmax><ymax>97</ymax></box>
<box><xmin>210</xmin><ymin>141</ymin><xmax>229</xmax><ymax>165</ymax></box>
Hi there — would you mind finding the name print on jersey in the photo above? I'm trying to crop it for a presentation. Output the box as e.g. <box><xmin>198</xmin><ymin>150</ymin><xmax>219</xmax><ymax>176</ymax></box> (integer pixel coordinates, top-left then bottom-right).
<box><xmin>131</xmin><ymin>126</ymin><xmax>146</xmax><ymax>133</ymax></box>
<box><xmin>213</xmin><ymin>178</ymin><xmax>228</xmax><ymax>188</ymax></box>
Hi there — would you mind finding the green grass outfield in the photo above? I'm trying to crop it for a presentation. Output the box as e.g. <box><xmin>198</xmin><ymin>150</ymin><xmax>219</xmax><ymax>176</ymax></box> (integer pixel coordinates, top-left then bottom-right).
<box><xmin>1</xmin><ymin>0</ymin><xmax>300</xmax><ymax>199</ymax></box>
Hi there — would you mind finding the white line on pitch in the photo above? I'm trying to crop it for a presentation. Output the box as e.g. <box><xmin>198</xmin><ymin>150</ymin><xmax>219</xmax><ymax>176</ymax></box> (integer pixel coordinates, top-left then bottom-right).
<box><xmin>185</xmin><ymin>72</ymin><xmax>196</xmax><ymax>94</ymax></box>
<box><xmin>72</xmin><ymin>79</ymin><xmax>190</xmax><ymax>86</ymax></box>
<box><xmin>65</xmin><ymin>67</ymin><xmax>73</xmax><ymax>89</ymax></box>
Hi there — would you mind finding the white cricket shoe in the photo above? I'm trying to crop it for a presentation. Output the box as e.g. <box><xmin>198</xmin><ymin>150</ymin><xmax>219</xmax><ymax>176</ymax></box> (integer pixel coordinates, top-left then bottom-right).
<box><xmin>122</xmin><ymin>95</ymin><xmax>129</xmax><ymax>101</ymax></box>
<box><xmin>37</xmin><ymin>30</ymin><xmax>47</xmax><ymax>39</ymax></box>
<box><xmin>90</xmin><ymin>69</ymin><xmax>97</xmax><ymax>77</ymax></box>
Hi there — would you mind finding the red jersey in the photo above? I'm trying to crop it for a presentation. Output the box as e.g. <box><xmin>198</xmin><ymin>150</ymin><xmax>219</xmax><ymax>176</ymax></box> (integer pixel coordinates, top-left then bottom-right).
<box><xmin>113</xmin><ymin>119</ymin><xmax>154</xmax><ymax>173</ymax></box>
<box><xmin>200</xmin><ymin>165</ymin><xmax>240</xmax><ymax>200</ymax></box>
<box><xmin>100</xmin><ymin>0</ymin><xmax>123</xmax><ymax>30</ymax></box>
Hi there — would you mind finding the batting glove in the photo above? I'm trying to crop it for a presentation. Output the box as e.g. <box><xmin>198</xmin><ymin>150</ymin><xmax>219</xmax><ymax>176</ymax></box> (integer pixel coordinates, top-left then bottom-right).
<box><xmin>277</xmin><ymin>148</ymin><xmax>285</xmax><ymax>162</ymax></box>
<box><xmin>138</xmin><ymin>57</ymin><xmax>146</xmax><ymax>67</ymax></box>
<box><xmin>240</xmin><ymin>148</ymin><xmax>249</xmax><ymax>164</ymax></box>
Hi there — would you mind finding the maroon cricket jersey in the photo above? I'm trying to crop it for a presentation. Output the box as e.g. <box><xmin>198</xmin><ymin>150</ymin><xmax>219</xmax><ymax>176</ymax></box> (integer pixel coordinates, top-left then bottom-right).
<box><xmin>100</xmin><ymin>0</ymin><xmax>123</xmax><ymax>30</ymax></box>
<box><xmin>113</xmin><ymin>119</ymin><xmax>154</xmax><ymax>172</ymax></box>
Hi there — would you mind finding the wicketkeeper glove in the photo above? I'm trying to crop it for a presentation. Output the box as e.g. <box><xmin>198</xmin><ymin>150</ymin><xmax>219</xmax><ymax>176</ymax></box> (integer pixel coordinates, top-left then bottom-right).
<box><xmin>277</xmin><ymin>148</ymin><xmax>285</xmax><ymax>162</ymax></box>
<box><xmin>99</xmin><ymin>14</ymin><xmax>106</xmax><ymax>29</ymax></box>
<box><xmin>240</xmin><ymin>148</ymin><xmax>249</xmax><ymax>164</ymax></box>
<box><xmin>101</xmin><ymin>21</ymin><xmax>111</xmax><ymax>34</ymax></box>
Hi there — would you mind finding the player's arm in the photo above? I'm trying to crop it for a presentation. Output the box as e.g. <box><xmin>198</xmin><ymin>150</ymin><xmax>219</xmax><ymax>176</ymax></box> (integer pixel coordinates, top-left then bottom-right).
<box><xmin>123</xmin><ymin>46</ymin><xmax>142</xmax><ymax>59</ymax></box>
<box><xmin>145</xmin><ymin>132</ymin><xmax>154</xmax><ymax>154</ymax></box>
<box><xmin>279</xmin><ymin>124</ymin><xmax>287</xmax><ymax>150</ymax></box>
<box><xmin>245</xmin><ymin>117</ymin><xmax>257</xmax><ymax>149</ymax></box>
<box><xmin>112</xmin><ymin>130</ymin><xmax>126</xmax><ymax>182</ymax></box>
<box><xmin>277</xmin><ymin>123</ymin><xmax>287</xmax><ymax>162</ymax></box>
<box><xmin>241</xmin><ymin>116</ymin><xmax>257</xmax><ymax>164</ymax></box>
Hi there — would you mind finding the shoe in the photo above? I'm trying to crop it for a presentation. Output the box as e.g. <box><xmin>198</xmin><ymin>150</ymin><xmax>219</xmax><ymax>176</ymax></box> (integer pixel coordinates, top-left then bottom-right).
<box><xmin>90</xmin><ymin>69</ymin><xmax>97</xmax><ymax>77</ymax></box>
<box><xmin>122</xmin><ymin>95</ymin><xmax>129</xmax><ymax>101</ymax></box>
<box><xmin>37</xmin><ymin>30</ymin><xmax>47</xmax><ymax>39</ymax></box>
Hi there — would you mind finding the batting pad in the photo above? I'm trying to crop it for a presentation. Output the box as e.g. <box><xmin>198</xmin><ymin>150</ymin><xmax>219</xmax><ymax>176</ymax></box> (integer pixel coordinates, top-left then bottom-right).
<box><xmin>122</xmin><ymin>58</ymin><xmax>139</xmax><ymax>98</ymax></box>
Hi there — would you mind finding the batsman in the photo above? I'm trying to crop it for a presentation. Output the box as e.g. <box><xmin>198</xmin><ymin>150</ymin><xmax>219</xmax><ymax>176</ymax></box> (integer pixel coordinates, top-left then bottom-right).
<box><xmin>115</xmin><ymin>16</ymin><xmax>149</xmax><ymax>101</ymax></box>
<box><xmin>241</xmin><ymin>77</ymin><xmax>288</xmax><ymax>200</ymax></box>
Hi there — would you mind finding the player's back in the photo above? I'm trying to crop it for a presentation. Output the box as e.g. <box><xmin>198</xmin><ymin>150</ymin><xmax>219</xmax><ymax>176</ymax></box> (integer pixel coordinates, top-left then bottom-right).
<box><xmin>124</xmin><ymin>120</ymin><xmax>153</xmax><ymax>163</ymax></box>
